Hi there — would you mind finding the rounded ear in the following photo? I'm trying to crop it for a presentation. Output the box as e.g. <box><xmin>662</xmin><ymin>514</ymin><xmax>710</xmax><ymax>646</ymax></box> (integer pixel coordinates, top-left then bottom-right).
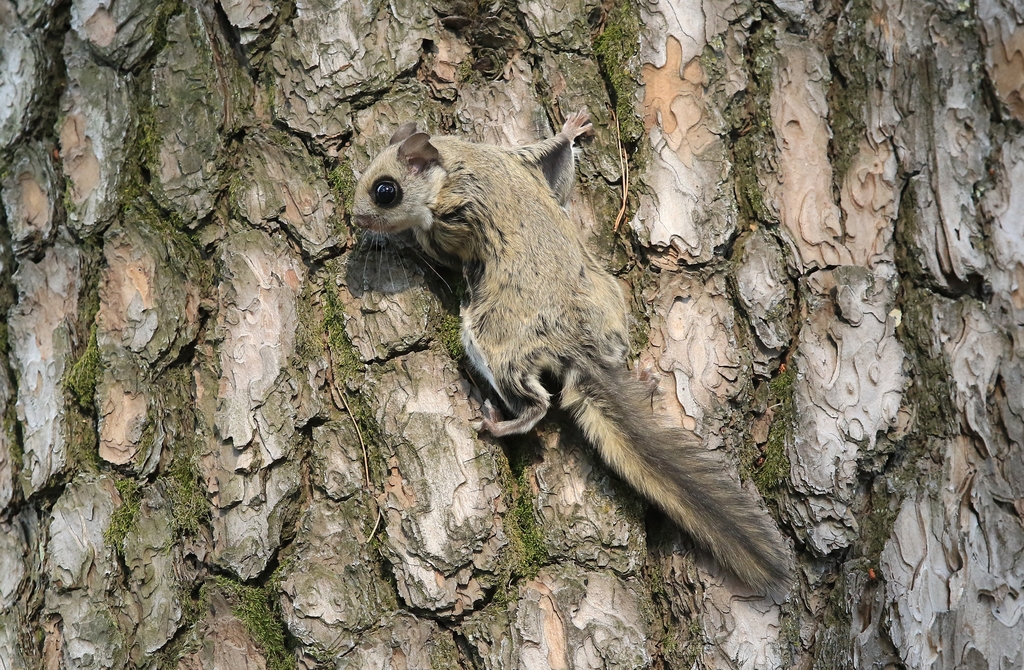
<box><xmin>398</xmin><ymin>133</ymin><xmax>441</xmax><ymax>175</ymax></box>
<box><xmin>389</xmin><ymin>121</ymin><xmax>419</xmax><ymax>145</ymax></box>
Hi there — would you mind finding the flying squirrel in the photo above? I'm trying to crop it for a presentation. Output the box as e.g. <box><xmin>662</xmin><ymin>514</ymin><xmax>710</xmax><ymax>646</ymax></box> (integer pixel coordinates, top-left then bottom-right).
<box><xmin>352</xmin><ymin>110</ymin><xmax>793</xmax><ymax>597</ymax></box>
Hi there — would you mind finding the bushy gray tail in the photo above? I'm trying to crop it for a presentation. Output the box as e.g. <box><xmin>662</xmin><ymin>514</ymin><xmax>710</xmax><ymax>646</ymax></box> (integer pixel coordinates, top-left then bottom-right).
<box><xmin>562</xmin><ymin>364</ymin><xmax>793</xmax><ymax>597</ymax></box>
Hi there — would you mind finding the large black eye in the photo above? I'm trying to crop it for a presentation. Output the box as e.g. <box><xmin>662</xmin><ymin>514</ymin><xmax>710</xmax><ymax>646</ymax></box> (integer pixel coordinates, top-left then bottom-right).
<box><xmin>372</xmin><ymin>179</ymin><xmax>401</xmax><ymax>207</ymax></box>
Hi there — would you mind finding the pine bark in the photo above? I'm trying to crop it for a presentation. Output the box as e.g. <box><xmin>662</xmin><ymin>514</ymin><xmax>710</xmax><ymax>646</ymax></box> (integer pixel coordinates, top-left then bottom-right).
<box><xmin>1</xmin><ymin>0</ymin><xmax>1023</xmax><ymax>668</ymax></box>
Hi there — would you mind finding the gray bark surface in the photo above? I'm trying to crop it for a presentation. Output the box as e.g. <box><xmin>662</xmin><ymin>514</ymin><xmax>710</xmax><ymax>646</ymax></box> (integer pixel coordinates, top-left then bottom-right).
<box><xmin>1</xmin><ymin>0</ymin><xmax>1022</xmax><ymax>668</ymax></box>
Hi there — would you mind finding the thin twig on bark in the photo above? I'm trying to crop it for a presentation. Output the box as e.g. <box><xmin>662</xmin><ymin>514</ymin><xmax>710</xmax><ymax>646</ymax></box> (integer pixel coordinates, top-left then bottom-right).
<box><xmin>324</xmin><ymin>347</ymin><xmax>385</xmax><ymax>544</ymax></box>
<box><xmin>611</xmin><ymin>109</ymin><xmax>629</xmax><ymax>233</ymax></box>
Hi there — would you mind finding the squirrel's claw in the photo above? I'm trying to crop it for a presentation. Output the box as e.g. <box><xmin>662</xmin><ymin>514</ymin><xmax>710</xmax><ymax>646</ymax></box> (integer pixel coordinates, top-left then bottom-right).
<box><xmin>561</xmin><ymin>109</ymin><xmax>593</xmax><ymax>140</ymax></box>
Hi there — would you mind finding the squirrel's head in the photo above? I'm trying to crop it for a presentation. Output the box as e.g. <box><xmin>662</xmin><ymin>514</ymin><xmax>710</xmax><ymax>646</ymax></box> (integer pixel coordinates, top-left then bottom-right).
<box><xmin>352</xmin><ymin>122</ymin><xmax>445</xmax><ymax>234</ymax></box>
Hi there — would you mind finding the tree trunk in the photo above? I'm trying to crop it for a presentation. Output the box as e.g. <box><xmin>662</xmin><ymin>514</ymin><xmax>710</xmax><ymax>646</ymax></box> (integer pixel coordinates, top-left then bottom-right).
<box><xmin>1</xmin><ymin>0</ymin><xmax>1022</xmax><ymax>668</ymax></box>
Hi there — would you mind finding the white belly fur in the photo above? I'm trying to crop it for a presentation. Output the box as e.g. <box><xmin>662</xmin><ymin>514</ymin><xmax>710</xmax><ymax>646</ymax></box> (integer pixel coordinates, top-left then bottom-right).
<box><xmin>460</xmin><ymin>316</ymin><xmax>503</xmax><ymax>403</ymax></box>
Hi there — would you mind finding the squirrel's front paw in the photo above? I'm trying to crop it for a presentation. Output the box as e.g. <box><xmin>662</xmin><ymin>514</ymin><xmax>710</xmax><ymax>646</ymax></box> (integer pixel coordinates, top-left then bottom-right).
<box><xmin>561</xmin><ymin>109</ymin><xmax>593</xmax><ymax>140</ymax></box>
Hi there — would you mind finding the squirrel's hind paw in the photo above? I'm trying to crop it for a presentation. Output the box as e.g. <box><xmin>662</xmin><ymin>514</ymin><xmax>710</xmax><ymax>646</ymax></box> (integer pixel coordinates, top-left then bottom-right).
<box><xmin>472</xmin><ymin>400</ymin><xmax>504</xmax><ymax>434</ymax></box>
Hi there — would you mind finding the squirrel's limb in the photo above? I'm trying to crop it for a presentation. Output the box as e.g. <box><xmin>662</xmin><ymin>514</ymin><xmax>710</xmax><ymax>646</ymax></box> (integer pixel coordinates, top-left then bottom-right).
<box><xmin>480</xmin><ymin>398</ymin><xmax>548</xmax><ymax>437</ymax></box>
<box><xmin>559</xmin><ymin>109</ymin><xmax>593</xmax><ymax>141</ymax></box>
<box><xmin>509</xmin><ymin>109</ymin><xmax>591</xmax><ymax>207</ymax></box>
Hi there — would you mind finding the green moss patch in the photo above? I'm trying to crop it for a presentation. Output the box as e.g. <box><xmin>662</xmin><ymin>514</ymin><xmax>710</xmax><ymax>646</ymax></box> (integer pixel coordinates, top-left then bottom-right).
<box><xmin>895</xmin><ymin>287</ymin><xmax>957</xmax><ymax>438</ymax></box>
<box><xmin>116</xmin><ymin>78</ymin><xmax>162</xmax><ymax>210</ymax></box>
<box><xmin>66</xmin><ymin>327</ymin><xmax>102</xmax><ymax>412</ymax></box>
<box><xmin>828</xmin><ymin>0</ymin><xmax>872</xmax><ymax>184</ymax></box>
<box><xmin>730</xmin><ymin>19</ymin><xmax>779</xmax><ymax>226</ymax></box>
<box><xmin>429</xmin><ymin>630</ymin><xmax>459</xmax><ymax>670</ymax></box>
<box><xmin>624</xmin><ymin>263</ymin><xmax>653</xmax><ymax>359</ymax></box>
<box><xmin>811</xmin><ymin>567</ymin><xmax>856</xmax><ymax>670</ymax></box>
<box><xmin>57</xmin><ymin>236</ymin><xmax>104</xmax><ymax>474</ymax></box>
<box><xmin>493</xmin><ymin>443</ymin><xmax>547</xmax><ymax>600</ymax></box>
<box><xmin>594</xmin><ymin>2</ymin><xmax>644</xmax><ymax>146</ymax></box>
<box><xmin>323</xmin><ymin>284</ymin><xmax>387</xmax><ymax>486</ymax></box>
<box><xmin>743</xmin><ymin>364</ymin><xmax>795</xmax><ymax>499</ymax></box>
<box><xmin>676</xmin><ymin>616</ymin><xmax>704</xmax><ymax>669</ymax></box>
<box><xmin>858</xmin><ymin>480</ymin><xmax>901</xmax><ymax>566</ymax></box>
<box><xmin>166</xmin><ymin>441</ymin><xmax>209</xmax><ymax>537</ymax></box>
<box><xmin>216</xmin><ymin>577</ymin><xmax>295</xmax><ymax>670</ymax></box>
<box><xmin>152</xmin><ymin>579</ymin><xmax>210</xmax><ymax>670</ymax></box>
<box><xmin>436</xmin><ymin>311</ymin><xmax>464</xmax><ymax>361</ymax></box>
<box><xmin>294</xmin><ymin>281</ymin><xmax>326</xmax><ymax>365</ymax></box>
<box><xmin>327</xmin><ymin>163</ymin><xmax>356</xmax><ymax>215</ymax></box>
<box><xmin>1</xmin><ymin>400</ymin><xmax>18</xmax><ymax>466</ymax></box>
<box><xmin>105</xmin><ymin>478</ymin><xmax>143</xmax><ymax>550</ymax></box>
<box><xmin>324</xmin><ymin>287</ymin><xmax>362</xmax><ymax>387</ymax></box>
